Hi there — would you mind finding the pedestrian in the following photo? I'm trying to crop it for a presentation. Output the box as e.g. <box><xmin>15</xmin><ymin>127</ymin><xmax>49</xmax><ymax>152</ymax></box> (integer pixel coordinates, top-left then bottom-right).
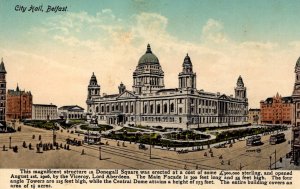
<box><xmin>13</xmin><ymin>146</ymin><xmax>18</xmax><ymax>153</ymax></box>
<box><xmin>184</xmin><ymin>165</ymin><xmax>187</xmax><ymax>169</ymax></box>
<box><xmin>23</xmin><ymin>141</ymin><xmax>27</xmax><ymax>148</ymax></box>
<box><xmin>2</xmin><ymin>145</ymin><xmax>5</xmax><ymax>151</ymax></box>
<box><xmin>32</xmin><ymin>135</ymin><xmax>35</xmax><ymax>139</ymax></box>
<box><xmin>228</xmin><ymin>160</ymin><xmax>231</xmax><ymax>165</ymax></box>
<box><xmin>81</xmin><ymin>149</ymin><xmax>85</xmax><ymax>155</ymax></box>
<box><xmin>39</xmin><ymin>135</ymin><xmax>42</xmax><ymax>141</ymax></box>
<box><xmin>196</xmin><ymin>165</ymin><xmax>198</xmax><ymax>169</ymax></box>
<box><xmin>29</xmin><ymin>143</ymin><xmax>32</xmax><ymax>150</ymax></box>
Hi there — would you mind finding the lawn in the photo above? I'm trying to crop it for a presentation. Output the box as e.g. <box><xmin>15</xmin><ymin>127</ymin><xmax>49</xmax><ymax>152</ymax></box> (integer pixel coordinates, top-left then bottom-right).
<box><xmin>23</xmin><ymin>120</ymin><xmax>59</xmax><ymax>130</ymax></box>
<box><xmin>79</xmin><ymin>124</ymin><xmax>113</xmax><ymax>132</ymax></box>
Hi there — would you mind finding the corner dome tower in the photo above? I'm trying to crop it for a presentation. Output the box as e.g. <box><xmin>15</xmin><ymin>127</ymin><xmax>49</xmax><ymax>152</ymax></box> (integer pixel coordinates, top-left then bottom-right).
<box><xmin>237</xmin><ymin>75</ymin><xmax>244</xmax><ymax>87</ymax></box>
<box><xmin>87</xmin><ymin>72</ymin><xmax>100</xmax><ymax>100</ymax></box>
<box><xmin>178</xmin><ymin>53</ymin><xmax>196</xmax><ymax>89</ymax></box>
<box><xmin>133</xmin><ymin>44</ymin><xmax>165</xmax><ymax>94</ymax></box>
<box><xmin>235</xmin><ymin>75</ymin><xmax>247</xmax><ymax>99</ymax></box>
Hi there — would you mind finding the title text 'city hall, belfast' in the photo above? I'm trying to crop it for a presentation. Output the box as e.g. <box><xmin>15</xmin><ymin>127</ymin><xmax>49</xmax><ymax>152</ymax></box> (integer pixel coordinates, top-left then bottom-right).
<box><xmin>86</xmin><ymin>44</ymin><xmax>248</xmax><ymax>128</ymax></box>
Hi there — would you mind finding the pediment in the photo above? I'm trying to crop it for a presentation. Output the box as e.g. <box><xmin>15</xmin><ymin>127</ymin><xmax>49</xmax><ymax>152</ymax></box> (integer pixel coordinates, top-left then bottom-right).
<box><xmin>218</xmin><ymin>94</ymin><xmax>230</xmax><ymax>100</ymax></box>
<box><xmin>117</xmin><ymin>90</ymin><xmax>136</xmax><ymax>99</ymax></box>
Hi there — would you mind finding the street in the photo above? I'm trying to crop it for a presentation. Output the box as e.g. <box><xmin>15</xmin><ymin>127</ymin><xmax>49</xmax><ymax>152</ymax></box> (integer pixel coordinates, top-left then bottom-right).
<box><xmin>0</xmin><ymin>124</ymin><xmax>294</xmax><ymax>170</ymax></box>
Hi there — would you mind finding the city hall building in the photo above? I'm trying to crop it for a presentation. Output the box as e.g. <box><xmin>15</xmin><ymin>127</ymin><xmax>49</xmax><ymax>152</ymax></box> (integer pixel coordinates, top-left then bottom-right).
<box><xmin>86</xmin><ymin>44</ymin><xmax>248</xmax><ymax>128</ymax></box>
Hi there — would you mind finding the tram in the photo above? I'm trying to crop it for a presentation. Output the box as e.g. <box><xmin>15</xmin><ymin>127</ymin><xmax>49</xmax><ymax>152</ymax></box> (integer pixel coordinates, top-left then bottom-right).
<box><xmin>269</xmin><ymin>133</ymin><xmax>285</xmax><ymax>145</ymax></box>
<box><xmin>84</xmin><ymin>132</ymin><xmax>101</xmax><ymax>144</ymax></box>
<box><xmin>246</xmin><ymin>135</ymin><xmax>261</xmax><ymax>146</ymax></box>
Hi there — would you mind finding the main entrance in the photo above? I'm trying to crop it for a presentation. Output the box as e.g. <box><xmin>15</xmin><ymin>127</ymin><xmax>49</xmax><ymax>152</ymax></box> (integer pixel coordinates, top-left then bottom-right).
<box><xmin>117</xmin><ymin>114</ymin><xmax>125</xmax><ymax>125</ymax></box>
<box><xmin>107</xmin><ymin>114</ymin><xmax>126</xmax><ymax>125</ymax></box>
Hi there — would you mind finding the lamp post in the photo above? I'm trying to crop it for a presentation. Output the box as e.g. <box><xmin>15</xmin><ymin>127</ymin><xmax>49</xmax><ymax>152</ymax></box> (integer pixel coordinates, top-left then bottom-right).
<box><xmin>52</xmin><ymin>119</ymin><xmax>56</xmax><ymax>146</ymax></box>
<box><xmin>9</xmin><ymin>136</ymin><xmax>11</xmax><ymax>149</ymax></box>
<box><xmin>149</xmin><ymin>133</ymin><xmax>152</xmax><ymax>159</ymax></box>
<box><xmin>99</xmin><ymin>130</ymin><xmax>102</xmax><ymax>160</ymax></box>
<box><xmin>198</xmin><ymin>114</ymin><xmax>200</xmax><ymax>129</ymax></box>
<box><xmin>99</xmin><ymin>146</ymin><xmax>102</xmax><ymax>160</ymax></box>
<box><xmin>269</xmin><ymin>156</ymin><xmax>272</xmax><ymax>170</ymax></box>
<box><xmin>274</xmin><ymin>149</ymin><xmax>277</xmax><ymax>170</ymax></box>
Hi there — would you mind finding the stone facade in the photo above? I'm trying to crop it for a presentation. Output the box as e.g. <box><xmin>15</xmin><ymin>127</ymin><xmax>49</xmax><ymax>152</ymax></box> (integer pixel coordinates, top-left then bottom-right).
<box><xmin>86</xmin><ymin>44</ymin><xmax>248</xmax><ymax>128</ymax></box>
<box><xmin>292</xmin><ymin>57</ymin><xmax>300</xmax><ymax>165</ymax></box>
<box><xmin>58</xmin><ymin>105</ymin><xmax>84</xmax><ymax>120</ymax></box>
<box><xmin>248</xmin><ymin>108</ymin><xmax>261</xmax><ymax>125</ymax></box>
<box><xmin>0</xmin><ymin>58</ymin><xmax>6</xmax><ymax>127</ymax></box>
<box><xmin>6</xmin><ymin>85</ymin><xmax>32</xmax><ymax>121</ymax></box>
<box><xmin>32</xmin><ymin>104</ymin><xmax>58</xmax><ymax>120</ymax></box>
<box><xmin>260</xmin><ymin>93</ymin><xmax>293</xmax><ymax>125</ymax></box>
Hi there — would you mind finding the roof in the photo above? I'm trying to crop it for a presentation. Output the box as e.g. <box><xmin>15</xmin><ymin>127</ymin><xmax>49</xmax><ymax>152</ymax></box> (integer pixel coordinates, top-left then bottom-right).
<box><xmin>103</xmin><ymin>94</ymin><xmax>119</xmax><ymax>98</ymax></box>
<box><xmin>282</xmin><ymin>96</ymin><xmax>293</xmax><ymax>103</ymax></box>
<box><xmin>183</xmin><ymin>54</ymin><xmax>192</xmax><ymax>67</ymax></box>
<box><xmin>33</xmin><ymin>104</ymin><xmax>57</xmax><ymax>107</ymax></box>
<box><xmin>249</xmin><ymin>108</ymin><xmax>260</xmax><ymax>111</ymax></box>
<box><xmin>7</xmin><ymin>87</ymin><xmax>31</xmax><ymax>96</ymax></box>
<box><xmin>0</xmin><ymin>58</ymin><xmax>6</xmax><ymax>74</ymax></box>
<box><xmin>296</xmin><ymin>57</ymin><xmax>300</xmax><ymax>67</ymax></box>
<box><xmin>156</xmin><ymin>88</ymin><xmax>178</xmax><ymax>93</ymax></box>
<box><xmin>138</xmin><ymin>44</ymin><xmax>159</xmax><ymax>65</ymax></box>
<box><xmin>263</xmin><ymin>96</ymin><xmax>293</xmax><ymax>103</ymax></box>
<box><xmin>237</xmin><ymin>75</ymin><xmax>244</xmax><ymax>87</ymax></box>
<box><xmin>58</xmin><ymin>105</ymin><xmax>84</xmax><ymax>111</ymax></box>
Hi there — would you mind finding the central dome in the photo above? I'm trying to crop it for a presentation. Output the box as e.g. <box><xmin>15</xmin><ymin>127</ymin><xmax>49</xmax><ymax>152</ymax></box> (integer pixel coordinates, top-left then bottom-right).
<box><xmin>138</xmin><ymin>44</ymin><xmax>159</xmax><ymax>65</ymax></box>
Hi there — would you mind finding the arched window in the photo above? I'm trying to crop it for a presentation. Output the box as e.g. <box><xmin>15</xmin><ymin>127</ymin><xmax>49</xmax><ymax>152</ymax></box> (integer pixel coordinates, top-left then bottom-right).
<box><xmin>106</xmin><ymin>105</ymin><xmax>110</xmax><ymax>112</ymax></box>
<box><xmin>112</xmin><ymin>105</ymin><xmax>114</xmax><ymax>111</ymax></box>
<box><xmin>96</xmin><ymin>106</ymin><xmax>99</xmax><ymax>113</ymax></box>
<box><xmin>126</xmin><ymin>105</ymin><xmax>129</xmax><ymax>113</ymax></box>
<box><xmin>170</xmin><ymin>103</ymin><xmax>174</xmax><ymax>112</ymax></box>
<box><xmin>144</xmin><ymin>104</ymin><xmax>147</xmax><ymax>114</ymax></box>
<box><xmin>157</xmin><ymin>104</ymin><xmax>161</xmax><ymax>114</ymax></box>
<box><xmin>150</xmin><ymin>104</ymin><xmax>154</xmax><ymax>114</ymax></box>
<box><xmin>101</xmin><ymin>106</ymin><xmax>104</xmax><ymax>112</ymax></box>
<box><xmin>131</xmin><ymin>104</ymin><xmax>134</xmax><ymax>113</ymax></box>
<box><xmin>164</xmin><ymin>103</ymin><xmax>168</xmax><ymax>113</ymax></box>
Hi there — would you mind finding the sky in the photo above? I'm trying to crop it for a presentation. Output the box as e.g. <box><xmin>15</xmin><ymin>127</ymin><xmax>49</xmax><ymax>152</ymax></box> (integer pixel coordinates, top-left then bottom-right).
<box><xmin>0</xmin><ymin>0</ymin><xmax>300</xmax><ymax>109</ymax></box>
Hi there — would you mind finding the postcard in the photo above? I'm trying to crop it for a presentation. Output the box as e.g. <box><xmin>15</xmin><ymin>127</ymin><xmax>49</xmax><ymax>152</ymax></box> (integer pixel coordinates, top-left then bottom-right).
<box><xmin>0</xmin><ymin>0</ymin><xmax>299</xmax><ymax>189</ymax></box>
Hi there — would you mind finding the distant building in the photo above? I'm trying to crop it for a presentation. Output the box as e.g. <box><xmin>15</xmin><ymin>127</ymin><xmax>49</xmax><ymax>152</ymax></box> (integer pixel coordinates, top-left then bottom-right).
<box><xmin>292</xmin><ymin>57</ymin><xmax>300</xmax><ymax>165</ymax></box>
<box><xmin>260</xmin><ymin>93</ymin><xmax>293</xmax><ymax>125</ymax></box>
<box><xmin>248</xmin><ymin>108</ymin><xmax>261</xmax><ymax>125</ymax></box>
<box><xmin>86</xmin><ymin>44</ymin><xmax>248</xmax><ymax>128</ymax></box>
<box><xmin>58</xmin><ymin>105</ymin><xmax>84</xmax><ymax>120</ymax></box>
<box><xmin>32</xmin><ymin>104</ymin><xmax>58</xmax><ymax>120</ymax></box>
<box><xmin>0</xmin><ymin>58</ymin><xmax>7</xmax><ymax>128</ymax></box>
<box><xmin>6</xmin><ymin>84</ymin><xmax>32</xmax><ymax>121</ymax></box>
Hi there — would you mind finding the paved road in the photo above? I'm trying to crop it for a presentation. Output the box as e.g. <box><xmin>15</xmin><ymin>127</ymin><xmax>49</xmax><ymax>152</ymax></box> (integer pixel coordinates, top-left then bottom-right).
<box><xmin>0</xmin><ymin>123</ymin><xmax>293</xmax><ymax>170</ymax></box>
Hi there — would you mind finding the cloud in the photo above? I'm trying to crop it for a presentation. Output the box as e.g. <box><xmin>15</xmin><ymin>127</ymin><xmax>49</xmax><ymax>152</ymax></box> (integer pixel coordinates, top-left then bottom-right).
<box><xmin>202</xmin><ymin>19</ymin><xmax>228</xmax><ymax>44</ymax></box>
<box><xmin>3</xmin><ymin>10</ymin><xmax>298</xmax><ymax>109</ymax></box>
